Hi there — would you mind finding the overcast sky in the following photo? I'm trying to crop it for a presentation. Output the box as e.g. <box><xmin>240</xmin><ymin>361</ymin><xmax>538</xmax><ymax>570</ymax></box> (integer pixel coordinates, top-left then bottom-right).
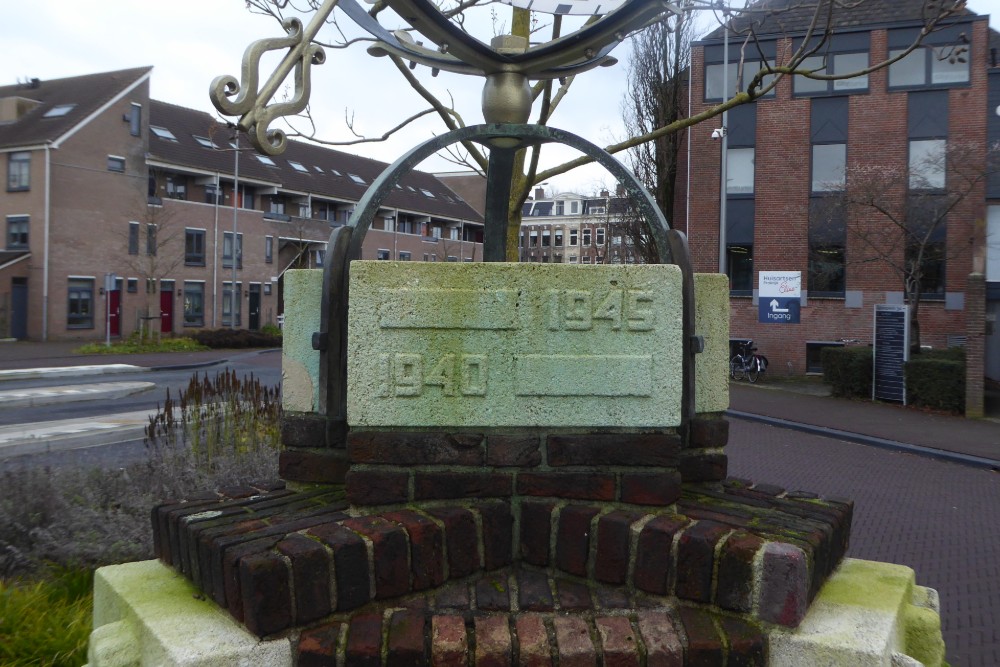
<box><xmin>2</xmin><ymin>1</ymin><xmax>995</xmax><ymax>196</ymax></box>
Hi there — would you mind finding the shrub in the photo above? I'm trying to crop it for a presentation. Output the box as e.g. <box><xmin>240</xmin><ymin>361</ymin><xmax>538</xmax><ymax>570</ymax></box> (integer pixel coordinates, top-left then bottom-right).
<box><xmin>0</xmin><ymin>370</ymin><xmax>281</xmax><ymax>579</ymax></box>
<box><xmin>906</xmin><ymin>350</ymin><xmax>965</xmax><ymax>413</ymax></box>
<box><xmin>821</xmin><ymin>345</ymin><xmax>873</xmax><ymax>398</ymax></box>
<box><xmin>189</xmin><ymin>328</ymin><xmax>282</xmax><ymax>349</ymax></box>
<box><xmin>259</xmin><ymin>323</ymin><xmax>283</xmax><ymax>337</ymax></box>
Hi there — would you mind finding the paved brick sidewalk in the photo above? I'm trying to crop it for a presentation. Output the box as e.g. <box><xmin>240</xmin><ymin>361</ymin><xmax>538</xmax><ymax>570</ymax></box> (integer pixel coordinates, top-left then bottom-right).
<box><xmin>729</xmin><ymin>382</ymin><xmax>1000</xmax><ymax>462</ymax></box>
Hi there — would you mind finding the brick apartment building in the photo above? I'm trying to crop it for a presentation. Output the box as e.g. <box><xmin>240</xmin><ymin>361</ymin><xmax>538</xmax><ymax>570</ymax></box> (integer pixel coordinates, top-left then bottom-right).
<box><xmin>675</xmin><ymin>0</ymin><xmax>1000</xmax><ymax>385</ymax></box>
<box><xmin>0</xmin><ymin>68</ymin><xmax>483</xmax><ymax>341</ymax></box>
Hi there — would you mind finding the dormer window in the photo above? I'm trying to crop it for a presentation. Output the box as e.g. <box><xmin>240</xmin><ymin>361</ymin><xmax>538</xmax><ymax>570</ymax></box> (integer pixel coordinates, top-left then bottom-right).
<box><xmin>150</xmin><ymin>126</ymin><xmax>178</xmax><ymax>142</ymax></box>
<box><xmin>43</xmin><ymin>104</ymin><xmax>75</xmax><ymax>118</ymax></box>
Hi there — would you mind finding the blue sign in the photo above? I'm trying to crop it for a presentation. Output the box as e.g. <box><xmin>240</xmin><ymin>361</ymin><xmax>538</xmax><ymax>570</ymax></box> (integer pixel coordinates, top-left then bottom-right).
<box><xmin>759</xmin><ymin>297</ymin><xmax>800</xmax><ymax>323</ymax></box>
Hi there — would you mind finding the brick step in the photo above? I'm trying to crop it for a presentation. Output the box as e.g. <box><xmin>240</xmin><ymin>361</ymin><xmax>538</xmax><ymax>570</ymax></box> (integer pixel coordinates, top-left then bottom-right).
<box><xmin>296</xmin><ymin>605</ymin><xmax>765</xmax><ymax>666</ymax></box>
<box><xmin>153</xmin><ymin>479</ymin><xmax>852</xmax><ymax>639</ymax></box>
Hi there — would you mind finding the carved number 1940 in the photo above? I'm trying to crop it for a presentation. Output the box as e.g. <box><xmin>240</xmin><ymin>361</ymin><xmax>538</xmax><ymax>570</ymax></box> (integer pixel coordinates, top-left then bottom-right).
<box><xmin>380</xmin><ymin>353</ymin><xmax>488</xmax><ymax>397</ymax></box>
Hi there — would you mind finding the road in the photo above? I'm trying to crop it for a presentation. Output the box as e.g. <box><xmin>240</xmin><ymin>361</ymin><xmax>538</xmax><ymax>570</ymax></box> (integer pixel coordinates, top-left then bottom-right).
<box><xmin>728</xmin><ymin>418</ymin><xmax>1000</xmax><ymax>667</ymax></box>
<box><xmin>0</xmin><ymin>350</ymin><xmax>281</xmax><ymax>426</ymax></box>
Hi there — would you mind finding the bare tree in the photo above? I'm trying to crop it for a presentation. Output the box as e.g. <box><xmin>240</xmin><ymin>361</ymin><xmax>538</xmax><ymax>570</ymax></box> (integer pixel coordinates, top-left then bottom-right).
<box><xmin>237</xmin><ymin>1</ymin><xmax>969</xmax><ymax>260</ymax></box>
<box><xmin>621</xmin><ymin>10</ymin><xmax>693</xmax><ymax>251</ymax></box>
<box><xmin>812</xmin><ymin>141</ymin><xmax>998</xmax><ymax>350</ymax></box>
<box><xmin>124</xmin><ymin>172</ymin><xmax>185</xmax><ymax>341</ymax></box>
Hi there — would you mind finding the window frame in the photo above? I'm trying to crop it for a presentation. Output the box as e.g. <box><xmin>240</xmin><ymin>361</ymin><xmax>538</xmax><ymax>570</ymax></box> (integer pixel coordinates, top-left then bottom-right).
<box><xmin>107</xmin><ymin>156</ymin><xmax>126</xmax><ymax>173</ymax></box>
<box><xmin>222</xmin><ymin>231</ymin><xmax>244</xmax><ymax>269</ymax></box>
<box><xmin>67</xmin><ymin>278</ymin><xmax>95</xmax><ymax>329</ymax></box>
<box><xmin>726</xmin><ymin>147</ymin><xmax>756</xmax><ymax>195</ymax></box>
<box><xmin>183</xmin><ymin>282</ymin><xmax>205</xmax><ymax>327</ymax></box>
<box><xmin>7</xmin><ymin>151</ymin><xmax>30</xmax><ymax>192</ymax></box>
<box><xmin>6</xmin><ymin>215</ymin><xmax>29</xmax><ymax>249</ymax></box>
<box><xmin>185</xmin><ymin>228</ymin><xmax>206</xmax><ymax>266</ymax></box>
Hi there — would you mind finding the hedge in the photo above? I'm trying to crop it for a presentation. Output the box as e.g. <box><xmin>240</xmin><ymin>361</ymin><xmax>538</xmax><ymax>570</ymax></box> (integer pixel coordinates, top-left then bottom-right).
<box><xmin>905</xmin><ymin>348</ymin><xmax>965</xmax><ymax>413</ymax></box>
<box><xmin>189</xmin><ymin>328</ymin><xmax>282</xmax><ymax>349</ymax></box>
<box><xmin>821</xmin><ymin>346</ymin><xmax>873</xmax><ymax>398</ymax></box>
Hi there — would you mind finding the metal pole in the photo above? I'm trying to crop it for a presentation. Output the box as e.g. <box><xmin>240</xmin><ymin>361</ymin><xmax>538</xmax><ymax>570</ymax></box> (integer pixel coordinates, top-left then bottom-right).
<box><xmin>231</xmin><ymin>132</ymin><xmax>239</xmax><ymax>329</ymax></box>
<box><xmin>718</xmin><ymin>17</ymin><xmax>729</xmax><ymax>274</ymax></box>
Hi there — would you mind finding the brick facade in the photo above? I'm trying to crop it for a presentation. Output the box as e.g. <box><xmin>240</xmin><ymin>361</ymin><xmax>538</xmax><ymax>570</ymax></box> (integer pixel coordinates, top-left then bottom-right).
<box><xmin>680</xmin><ymin>16</ymin><xmax>995</xmax><ymax>379</ymax></box>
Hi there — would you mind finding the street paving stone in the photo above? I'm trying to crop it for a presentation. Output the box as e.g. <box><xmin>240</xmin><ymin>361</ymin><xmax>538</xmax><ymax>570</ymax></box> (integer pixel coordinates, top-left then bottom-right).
<box><xmin>728</xmin><ymin>418</ymin><xmax>1000</xmax><ymax>667</ymax></box>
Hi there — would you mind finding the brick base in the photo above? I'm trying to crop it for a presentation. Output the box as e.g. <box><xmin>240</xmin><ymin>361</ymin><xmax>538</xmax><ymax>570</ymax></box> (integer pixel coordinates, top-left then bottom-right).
<box><xmin>154</xmin><ymin>478</ymin><xmax>851</xmax><ymax>641</ymax></box>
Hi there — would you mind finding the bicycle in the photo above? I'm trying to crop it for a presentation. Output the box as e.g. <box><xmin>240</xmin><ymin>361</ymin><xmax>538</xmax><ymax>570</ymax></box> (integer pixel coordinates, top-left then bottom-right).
<box><xmin>730</xmin><ymin>339</ymin><xmax>768</xmax><ymax>383</ymax></box>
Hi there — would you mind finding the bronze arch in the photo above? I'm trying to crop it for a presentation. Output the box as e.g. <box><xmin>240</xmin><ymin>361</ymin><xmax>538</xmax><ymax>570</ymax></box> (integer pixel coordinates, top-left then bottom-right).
<box><xmin>314</xmin><ymin>123</ymin><xmax>699</xmax><ymax>441</ymax></box>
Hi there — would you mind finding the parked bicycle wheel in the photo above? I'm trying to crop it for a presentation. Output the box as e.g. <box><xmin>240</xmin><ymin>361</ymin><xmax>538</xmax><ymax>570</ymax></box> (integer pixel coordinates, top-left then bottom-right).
<box><xmin>746</xmin><ymin>358</ymin><xmax>760</xmax><ymax>383</ymax></box>
<box><xmin>730</xmin><ymin>355</ymin><xmax>746</xmax><ymax>381</ymax></box>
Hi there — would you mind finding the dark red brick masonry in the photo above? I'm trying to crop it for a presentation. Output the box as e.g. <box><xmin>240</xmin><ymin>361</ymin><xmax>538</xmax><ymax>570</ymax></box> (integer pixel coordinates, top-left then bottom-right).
<box><xmin>153</xmin><ymin>479</ymin><xmax>851</xmax><ymax>643</ymax></box>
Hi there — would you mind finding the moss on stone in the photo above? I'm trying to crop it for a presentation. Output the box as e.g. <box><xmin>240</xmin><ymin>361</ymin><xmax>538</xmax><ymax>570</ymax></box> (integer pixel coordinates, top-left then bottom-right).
<box><xmin>903</xmin><ymin>604</ymin><xmax>945</xmax><ymax>667</ymax></box>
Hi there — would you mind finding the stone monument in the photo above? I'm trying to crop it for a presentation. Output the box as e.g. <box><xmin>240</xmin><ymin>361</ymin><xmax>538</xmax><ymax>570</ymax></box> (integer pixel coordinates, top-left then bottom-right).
<box><xmin>86</xmin><ymin>1</ymin><xmax>945</xmax><ymax>665</ymax></box>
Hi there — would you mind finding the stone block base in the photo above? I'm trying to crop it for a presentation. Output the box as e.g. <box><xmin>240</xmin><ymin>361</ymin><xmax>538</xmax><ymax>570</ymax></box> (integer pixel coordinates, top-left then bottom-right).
<box><xmin>87</xmin><ymin>558</ymin><xmax>944</xmax><ymax>667</ymax></box>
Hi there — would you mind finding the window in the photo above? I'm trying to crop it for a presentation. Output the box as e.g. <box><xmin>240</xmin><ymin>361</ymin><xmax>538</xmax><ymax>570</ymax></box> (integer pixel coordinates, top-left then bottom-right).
<box><xmin>7</xmin><ymin>152</ymin><xmax>30</xmax><ymax>191</ymax></box>
<box><xmin>265</xmin><ymin>236</ymin><xmax>273</xmax><ymax>264</ymax></box>
<box><xmin>43</xmin><ymin>104</ymin><xmax>75</xmax><ymax>118</ymax></box>
<box><xmin>399</xmin><ymin>251</ymin><xmax>412</xmax><ymax>261</ymax></box>
<box><xmin>128</xmin><ymin>222</ymin><xmax>139</xmax><ymax>255</ymax></box>
<box><xmin>185</xmin><ymin>229</ymin><xmax>205</xmax><ymax>266</ymax></box>
<box><xmin>612</xmin><ymin>235</ymin><xmax>622</xmax><ymax>246</ymax></box>
<box><xmin>420</xmin><ymin>188</ymin><xmax>435</xmax><ymax>198</ymax></box>
<box><xmin>269</xmin><ymin>198</ymin><xmax>286</xmax><ymax>215</ymax></box>
<box><xmin>127</xmin><ymin>278</ymin><xmax>137</xmax><ymax>293</ymax></box>
<box><xmin>582</xmin><ymin>228</ymin><xmax>592</xmax><ymax>246</ymax></box>
<box><xmin>570</xmin><ymin>201</ymin><xmax>579</xmax><ymax>214</ymax></box>
<box><xmin>704</xmin><ymin>40</ymin><xmax>778</xmax><ymax>101</ymax></box>
<box><xmin>569</xmin><ymin>255</ymin><xmax>578</xmax><ymax>263</ymax></box>
<box><xmin>67</xmin><ymin>278</ymin><xmax>95</xmax><ymax>329</ymax></box>
<box><xmin>223</xmin><ymin>231</ymin><xmax>243</xmax><ymax>269</ymax></box>
<box><xmin>165</xmin><ymin>175</ymin><xmax>187</xmax><ymax>200</ymax></box>
<box><xmin>288</xmin><ymin>160</ymin><xmax>309</xmax><ymax>173</ymax></box>
<box><xmin>146</xmin><ymin>224</ymin><xmax>157</xmax><ymax>256</ymax></box>
<box><xmin>542</xmin><ymin>230</ymin><xmax>551</xmax><ymax>247</ymax></box>
<box><xmin>150</xmin><ymin>126</ymin><xmax>178</xmax><ymax>142</ymax></box>
<box><xmin>222</xmin><ymin>283</ymin><xmax>242</xmax><ymax>326</ymax></box>
<box><xmin>596</xmin><ymin>228</ymin><xmax>606</xmax><ymax>246</ymax></box>
<box><xmin>811</xmin><ymin>144</ymin><xmax>846</xmax><ymax>192</ymax></box>
<box><xmin>726</xmin><ymin>245</ymin><xmax>754</xmax><ymax>293</ymax></box>
<box><xmin>255</xmin><ymin>155</ymin><xmax>277</xmax><ymax>166</ymax></box>
<box><xmin>808</xmin><ymin>200</ymin><xmax>846</xmax><ymax>295</ymax></box>
<box><xmin>529</xmin><ymin>231</ymin><xmax>538</xmax><ymax>247</ymax></box>
<box><xmin>906</xmin><ymin>198</ymin><xmax>947</xmax><ymax>297</ymax></box>
<box><xmin>7</xmin><ymin>216</ymin><xmax>28</xmax><ymax>249</ymax></box>
<box><xmin>348</xmin><ymin>173</ymin><xmax>366</xmax><ymax>185</ymax></box>
<box><xmin>555</xmin><ymin>201</ymin><xmax>564</xmax><ymax>215</ymax></box>
<box><xmin>726</xmin><ymin>148</ymin><xmax>755</xmax><ymax>194</ymax></box>
<box><xmin>193</xmin><ymin>135</ymin><xmax>216</xmax><ymax>149</ymax></box>
<box><xmin>793</xmin><ymin>53</ymin><xmax>869</xmax><ymax>95</ymax></box>
<box><xmin>107</xmin><ymin>156</ymin><xmax>125</xmax><ymax>172</ymax></box>
<box><xmin>888</xmin><ymin>25</ymin><xmax>970</xmax><ymax>89</ymax></box>
<box><xmin>264</xmin><ymin>283</ymin><xmax>272</xmax><ymax>296</ymax></box>
<box><xmin>554</xmin><ymin>229</ymin><xmax>563</xmax><ymax>247</ymax></box>
<box><xmin>377</xmin><ymin>249</ymin><xmax>390</xmax><ymax>260</ymax></box>
<box><xmin>726</xmin><ymin>199</ymin><xmax>755</xmax><ymax>294</ymax></box>
<box><xmin>569</xmin><ymin>229</ymin><xmax>578</xmax><ymax>246</ymax></box>
<box><xmin>205</xmin><ymin>183</ymin><xmax>222</xmax><ymax>204</ymax></box>
<box><xmin>447</xmin><ymin>256</ymin><xmax>458</xmax><ymax>262</ymax></box>
<box><xmin>183</xmin><ymin>282</ymin><xmax>204</xmax><ymax>327</ymax></box>
<box><xmin>909</xmin><ymin>139</ymin><xmax>946</xmax><ymax>190</ymax></box>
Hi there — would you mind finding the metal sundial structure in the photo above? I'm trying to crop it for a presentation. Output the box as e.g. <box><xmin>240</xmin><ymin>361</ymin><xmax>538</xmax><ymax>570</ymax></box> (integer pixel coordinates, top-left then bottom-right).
<box><xmin>210</xmin><ymin>0</ymin><xmax>702</xmax><ymax>433</ymax></box>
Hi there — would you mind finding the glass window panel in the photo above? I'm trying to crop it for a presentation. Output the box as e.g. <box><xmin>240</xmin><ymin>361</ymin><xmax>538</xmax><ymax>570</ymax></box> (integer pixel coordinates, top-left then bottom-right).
<box><xmin>909</xmin><ymin>139</ymin><xmax>946</xmax><ymax>189</ymax></box>
<box><xmin>794</xmin><ymin>56</ymin><xmax>828</xmax><ymax>94</ymax></box>
<box><xmin>930</xmin><ymin>46</ymin><xmax>969</xmax><ymax>84</ymax></box>
<box><xmin>727</xmin><ymin>148</ymin><xmax>755</xmax><ymax>194</ymax></box>
<box><xmin>705</xmin><ymin>63</ymin><xmax>738</xmax><ymax>100</ymax></box>
<box><xmin>833</xmin><ymin>52</ymin><xmax>868</xmax><ymax>90</ymax></box>
<box><xmin>812</xmin><ymin>144</ymin><xmax>847</xmax><ymax>192</ymax></box>
<box><xmin>889</xmin><ymin>49</ymin><xmax>925</xmax><ymax>87</ymax></box>
<box><xmin>726</xmin><ymin>245</ymin><xmax>754</xmax><ymax>292</ymax></box>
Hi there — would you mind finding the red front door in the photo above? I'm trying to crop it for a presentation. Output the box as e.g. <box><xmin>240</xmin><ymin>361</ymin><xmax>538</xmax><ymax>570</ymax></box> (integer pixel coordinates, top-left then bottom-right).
<box><xmin>160</xmin><ymin>288</ymin><xmax>174</xmax><ymax>333</ymax></box>
<box><xmin>109</xmin><ymin>290</ymin><xmax>121</xmax><ymax>337</ymax></box>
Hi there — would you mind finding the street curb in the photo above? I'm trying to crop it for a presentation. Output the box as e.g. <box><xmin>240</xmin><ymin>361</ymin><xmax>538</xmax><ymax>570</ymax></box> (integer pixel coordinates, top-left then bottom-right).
<box><xmin>149</xmin><ymin>347</ymin><xmax>280</xmax><ymax>372</ymax></box>
<box><xmin>726</xmin><ymin>409</ymin><xmax>1000</xmax><ymax>471</ymax></box>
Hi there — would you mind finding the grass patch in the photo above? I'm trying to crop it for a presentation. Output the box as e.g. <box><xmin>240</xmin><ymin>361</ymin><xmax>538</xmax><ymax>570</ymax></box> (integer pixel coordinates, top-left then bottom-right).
<box><xmin>0</xmin><ymin>567</ymin><xmax>93</xmax><ymax>667</ymax></box>
<box><xmin>75</xmin><ymin>335</ymin><xmax>207</xmax><ymax>355</ymax></box>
